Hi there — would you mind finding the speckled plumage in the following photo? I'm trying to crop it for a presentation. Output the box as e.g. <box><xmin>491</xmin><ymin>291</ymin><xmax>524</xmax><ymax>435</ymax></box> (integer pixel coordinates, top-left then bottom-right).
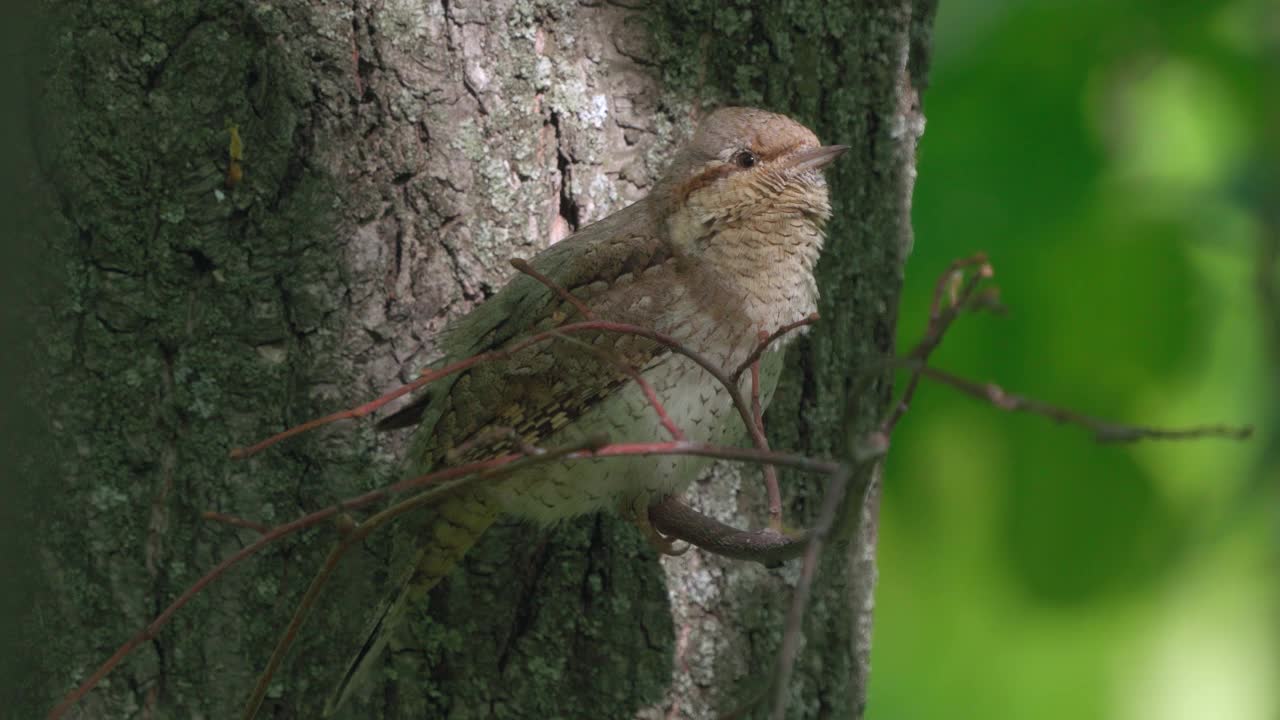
<box><xmin>325</xmin><ymin>108</ymin><xmax>843</xmax><ymax>715</ymax></box>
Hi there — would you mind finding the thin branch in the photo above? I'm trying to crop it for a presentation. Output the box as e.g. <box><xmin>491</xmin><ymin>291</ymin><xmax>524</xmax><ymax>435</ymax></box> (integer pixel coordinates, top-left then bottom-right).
<box><xmin>769</xmin><ymin>432</ymin><xmax>888</xmax><ymax>720</ymax></box>
<box><xmin>51</xmin><ymin>432</ymin><xmax>842</xmax><ymax>720</ymax></box>
<box><xmin>230</xmin><ymin>316</ymin><xmax>795</xmax><ymax>559</ymax></box>
<box><xmin>509</xmin><ymin>260</ymin><xmax>688</xmax><ymax>442</ymax></box>
<box><xmin>237</xmin><ymin>439</ymin><xmax>838</xmax><ymax>718</ymax></box>
<box><xmin>239</xmin><ymin>439</ymin><xmax>596</xmax><ymax>719</ymax></box>
<box><xmin>48</xmin><ymin>504</ymin><xmax>340</xmax><ymax>720</ymax></box>
<box><xmin>510</xmin><ymin>258</ymin><xmax>595</xmax><ymax>320</ymax></box>
<box><xmin>545</xmin><ymin>330</ymin><xmax>686</xmax><ymax>441</ymax></box>
<box><xmin>228</xmin><ymin>381</ymin><xmax>426</xmax><ymax>459</ymax></box>
<box><xmin>919</xmin><ymin>365</ymin><xmax>1253</xmax><ymax>443</ymax></box>
<box><xmin>732</xmin><ymin>313</ymin><xmax>819</xmax><ymax>383</ymax></box>
<box><xmin>768</xmin><ymin>468</ymin><xmax>849</xmax><ymax>720</ymax></box>
<box><xmin>751</xmin><ymin>354</ymin><xmax>783</xmax><ymax>531</ymax></box>
<box><xmin>241</xmin><ymin>542</ymin><xmax>346</xmax><ymax>720</ymax></box>
<box><xmin>46</xmin><ymin>452</ymin><xmax>526</xmax><ymax>720</ymax></box>
<box><xmin>230</xmin><ymin>265</ymin><xmax>811</xmax><ymax>541</ymax></box>
<box><xmin>201</xmin><ymin>511</ymin><xmax>270</xmax><ymax>535</ymax></box>
<box><xmin>231</xmin><ymin>319</ymin><xmax>749</xmax><ymax>460</ymax></box>
<box><xmin>882</xmin><ymin>253</ymin><xmax>994</xmax><ymax>434</ymax></box>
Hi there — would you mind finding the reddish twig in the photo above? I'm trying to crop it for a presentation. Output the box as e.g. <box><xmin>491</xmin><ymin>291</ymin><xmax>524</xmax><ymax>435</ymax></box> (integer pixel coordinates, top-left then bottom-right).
<box><xmin>239</xmin><ymin>438</ymin><xmax>590</xmax><ymax>720</ymax></box>
<box><xmin>919</xmin><ymin>365</ymin><xmax>1254</xmax><ymax>443</ymax></box>
<box><xmin>228</xmin><ymin>379</ymin><xmax>427</xmax><ymax>459</ymax></box>
<box><xmin>201</xmin><ymin>511</ymin><xmax>270</xmax><ymax>535</ymax></box>
<box><xmin>630</xmin><ymin>365</ymin><xmax>687</xmax><ymax>441</ymax></box>
<box><xmin>510</xmin><ymin>258</ymin><xmax>595</xmax><ymax>320</ymax></box>
<box><xmin>241</xmin><ymin>542</ymin><xmax>345</xmax><ymax>720</ymax></box>
<box><xmin>547</xmin><ymin>331</ymin><xmax>686</xmax><ymax>442</ymax></box>
<box><xmin>230</xmin><ymin>319</ymin><xmax>743</xmax><ymax>460</ymax></box>
<box><xmin>732</xmin><ymin>313</ymin><xmax>819</xmax><ymax>383</ymax></box>
<box><xmin>750</xmin><ymin>350</ymin><xmax>783</xmax><ymax>531</ymax></box>
<box><xmin>48</xmin><ymin>451</ymin><xmax>526</xmax><ymax>720</ymax></box>
<box><xmin>49</xmin><ymin>504</ymin><xmax>341</xmax><ymax>720</ymax></box>
<box><xmin>51</xmin><ymin>433</ymin><xmax>840</xmax><ymax>719</ymax></box>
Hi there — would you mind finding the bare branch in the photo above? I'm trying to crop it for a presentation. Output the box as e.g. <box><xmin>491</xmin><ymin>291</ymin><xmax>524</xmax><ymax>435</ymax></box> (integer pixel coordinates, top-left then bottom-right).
<box><xmin>769</xmin><ymin>431</ymin><xmax>888</xmax><ymax>720</ymax></box>
<box><xmin>544</xmin><ymin>330</ymin><xmax>687</xmax><ymax>442</ymax></box>
<box><xmin>201</xmin><ymin>511</ymin><xmax>270</xmax><ymax>535</ymax></box>
<box><xmin>230</xmin><ymin>319</ymin><xmax>754</xmax><ymax>460</ymax></box>
<box><xmin>750</xmin><ymin>355</ymin><xmax>784</xmax><ymax>531</ymax></box>
<box><xmin>238</xmin><ymin>437</ymin><xmax>601</xmax><ymax>719</ymax></box>
<box><xmin>732</xmin><ymin>313</ymin><xmax>820</xmax><ymax>383</ymax></box>
<box><xmin>240</xmin><ymin>542</ymin><xmax>345</xmax><ymax>720</ymax></box>
<box><xmin>46</xmin><ymin>451</ymin><xmax>531</xmax><ymax>720</ymax></box>
<box><xmin>510</xmin><ymin>257</ymin><xmax>595</xmax><ymax>320</ymax></box>
<box><xmin>882</xmin><ymin>252</ymin><xmax>994</xmax><ymax>434</ymax></box>
<box><xmin>920</xmin><ymin>365</ymin><xmax>1253</xmax><ymax>443</ymax></box>
<box><xmin>52</xmin><ymin>430</ymin><xmax>844</xmax><ymax>719</ymax></box>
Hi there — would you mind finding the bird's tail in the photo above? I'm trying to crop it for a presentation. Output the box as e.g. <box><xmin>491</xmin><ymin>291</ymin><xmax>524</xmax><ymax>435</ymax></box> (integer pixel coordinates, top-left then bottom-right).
<box><xmin>323</xmin><ymin>488</ymin><xmax>499</xmax><ymax>717</ymax></box>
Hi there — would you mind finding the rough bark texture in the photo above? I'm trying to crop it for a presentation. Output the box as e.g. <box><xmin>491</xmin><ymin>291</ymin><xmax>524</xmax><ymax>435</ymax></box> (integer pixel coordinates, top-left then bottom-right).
<box><xmin>25</xmin><ymin>1</ymin><xmax>934</xmax><ymax>718</ymax></box>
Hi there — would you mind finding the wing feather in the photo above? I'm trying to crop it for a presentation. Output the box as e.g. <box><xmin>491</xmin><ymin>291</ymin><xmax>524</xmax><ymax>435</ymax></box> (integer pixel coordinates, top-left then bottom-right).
<box><xmin>379</xmin><ymin>201</ymin><xmax>678</xmax><ymax>469</ymax></box>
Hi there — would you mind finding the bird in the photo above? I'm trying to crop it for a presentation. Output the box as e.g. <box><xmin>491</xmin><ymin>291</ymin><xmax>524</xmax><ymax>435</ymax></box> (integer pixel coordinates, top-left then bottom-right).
<box><xmin>323</xmin><ymin>106</ymin><xmax>846</xmax><ymax>715</ymax></box>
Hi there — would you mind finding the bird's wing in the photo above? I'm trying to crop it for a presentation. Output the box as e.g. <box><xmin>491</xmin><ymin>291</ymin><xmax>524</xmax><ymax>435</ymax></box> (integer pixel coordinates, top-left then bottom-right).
<box><xmin>378</xmin><ymin>201</ymin><xmax>680</xmax><ymax>468</ymax></box>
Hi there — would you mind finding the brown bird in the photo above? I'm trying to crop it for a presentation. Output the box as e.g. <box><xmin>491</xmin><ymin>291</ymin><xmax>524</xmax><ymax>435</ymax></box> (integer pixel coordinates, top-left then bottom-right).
<box><xmin>324</xmin><ymin>107</ymin><xmax>845</xmax><ymax>715</ymax></box>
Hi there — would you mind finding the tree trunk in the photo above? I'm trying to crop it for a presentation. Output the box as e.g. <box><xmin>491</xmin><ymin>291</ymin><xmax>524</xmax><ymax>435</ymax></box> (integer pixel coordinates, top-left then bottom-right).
<box><xmin>25</xmin><ymin>1</ymin><xmax>934</xmax><ymax>717</ymax></box>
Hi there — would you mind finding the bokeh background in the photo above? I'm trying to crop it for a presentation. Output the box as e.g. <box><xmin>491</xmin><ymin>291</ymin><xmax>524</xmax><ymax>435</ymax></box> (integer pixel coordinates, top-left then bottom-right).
<box><xmin>874</xmin><ymin>1</ymin><xmax>1278</xmax><ymax>719</ymax></box>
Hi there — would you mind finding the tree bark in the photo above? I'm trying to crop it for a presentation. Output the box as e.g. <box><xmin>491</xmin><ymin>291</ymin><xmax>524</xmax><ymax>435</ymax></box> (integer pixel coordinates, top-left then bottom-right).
<box><xmin>26</xmin><ymin>1</ymin><xmax>934</xmax><ymax>718</ymax></box>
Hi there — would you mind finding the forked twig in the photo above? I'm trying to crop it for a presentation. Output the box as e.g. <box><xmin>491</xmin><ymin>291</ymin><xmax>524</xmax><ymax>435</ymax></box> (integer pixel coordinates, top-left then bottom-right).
<box><xmin>240</xmin><ymin>439</ymin><xmax>598</xmax><ymax>719</ymax></box>
<box><xmin>47</xmin><ymin>451</ymin><xmax>533</xmax><ymax>720</ymax></box>
<box><xmin>882</xmin><ymin>252</ymin><xmax>995</xmax><ymax>434</ymax></box>
<box><xmin>231</xmin><ymin>319</ymin><xmax>758</xmax><ymax>461</ymax></box>
<box><xmin>50</xmin><ymin>433</ymin><xmax>841</xmax><ymax>719</ymax></box>
<box><xmin>732</xmin><ymin>313</ymin><xmax>819</xmax><ymax>383</ymax></box>
<box><xmin>509</xmin><ymin>260</ymin><xmax>807</xmax><ymax>515</ymax></box>
<box><xmin>57</xmin><ymin>247</ymin><xmax>1255</xmax><ymax>720</ymax></box>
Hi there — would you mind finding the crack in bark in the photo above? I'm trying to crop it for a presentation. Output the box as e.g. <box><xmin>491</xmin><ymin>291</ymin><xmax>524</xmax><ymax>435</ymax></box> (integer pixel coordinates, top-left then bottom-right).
<box><xmin>549</xmin><ymin>111</ymin><xmax>580</xmax><ymax>233</ymax></box>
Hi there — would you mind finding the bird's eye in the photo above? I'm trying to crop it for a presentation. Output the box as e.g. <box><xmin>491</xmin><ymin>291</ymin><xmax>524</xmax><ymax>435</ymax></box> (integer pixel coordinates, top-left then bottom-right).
<box><xmin>731</xmin><ymin>150</ymin><xmax>757</xmax><ymax>168</ymax></box>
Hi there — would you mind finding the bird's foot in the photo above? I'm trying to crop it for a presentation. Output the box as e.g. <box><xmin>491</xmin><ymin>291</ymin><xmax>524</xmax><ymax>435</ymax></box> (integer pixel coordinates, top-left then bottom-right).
<box><xmin>621</xmin><ymin>498</ymin><xmax>689</xmax><ymax>557</ymax></box>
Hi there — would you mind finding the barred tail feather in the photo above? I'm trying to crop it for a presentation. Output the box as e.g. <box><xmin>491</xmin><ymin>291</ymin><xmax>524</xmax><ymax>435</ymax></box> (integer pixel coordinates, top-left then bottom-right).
<box><xmin>323</xmin><ymin>491</ymin><xmax>498</xmax><ymax>717</ymax></box>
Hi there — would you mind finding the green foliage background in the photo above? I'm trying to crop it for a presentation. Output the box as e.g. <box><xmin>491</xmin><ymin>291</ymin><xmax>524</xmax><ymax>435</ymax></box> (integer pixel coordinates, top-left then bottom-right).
<box><xmin>874</xmin><ymin>1</ymin><xmax>1278</xmax><ymax>718</ymax></box>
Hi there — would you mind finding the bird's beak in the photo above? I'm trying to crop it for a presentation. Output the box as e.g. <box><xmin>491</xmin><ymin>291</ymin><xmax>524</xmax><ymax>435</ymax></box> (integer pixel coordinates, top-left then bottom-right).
<box><xmin>789</xmin><ymin>145</ymin><xmax>849</xmax><ymax>173</ymax></box>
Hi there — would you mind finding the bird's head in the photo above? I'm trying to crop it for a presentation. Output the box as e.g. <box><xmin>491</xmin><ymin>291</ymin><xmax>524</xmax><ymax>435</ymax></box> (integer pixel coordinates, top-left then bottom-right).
<box><xmin>659</xmin><ymin>107</ymin><xmax>846</xmax><ymax>246</ymax></box>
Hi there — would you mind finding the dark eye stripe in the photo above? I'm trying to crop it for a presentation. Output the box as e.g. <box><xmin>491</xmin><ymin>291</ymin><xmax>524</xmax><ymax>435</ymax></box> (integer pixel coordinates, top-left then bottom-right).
<box><xmin>676</xmin><ymin>163</ymin><xmax>737</xmax><ymax>201</ymax></box>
